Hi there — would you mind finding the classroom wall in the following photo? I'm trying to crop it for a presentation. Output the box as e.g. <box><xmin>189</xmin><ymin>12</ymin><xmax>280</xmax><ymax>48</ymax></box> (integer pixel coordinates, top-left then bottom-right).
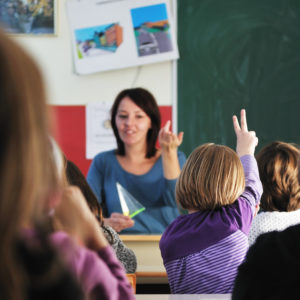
<box><xmin>13</xmin><ymin>0</ymin><xmax>174</xmax><ymax>106</ymax></box>
<box><xmin>9</xmin><ymin>0</ymin><xmax>176</xmax><ymax>174</ymax></box>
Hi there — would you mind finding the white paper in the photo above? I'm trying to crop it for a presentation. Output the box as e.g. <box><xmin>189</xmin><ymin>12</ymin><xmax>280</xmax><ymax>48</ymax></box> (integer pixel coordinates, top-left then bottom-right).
<box><xmin>86</xmin><ymin>101</ymin><xmax>117</xmax><ymax>159</ymax></box>
<box><xmin>66</xmin><ymin>0</ymin><xmax>179</xmax><ymax>74</ymax></box>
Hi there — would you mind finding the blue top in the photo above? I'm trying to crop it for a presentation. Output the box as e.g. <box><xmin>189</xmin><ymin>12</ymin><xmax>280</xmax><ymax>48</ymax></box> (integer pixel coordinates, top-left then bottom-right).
<box><xmin>87</xmin><ymin>150</ymin><xmax>186</xmax><ymax>234</ymax></box>
<box><xmin>159</xmin><ymin>155</ymin><xmax>263</xmax><ymax>294</ymax></box>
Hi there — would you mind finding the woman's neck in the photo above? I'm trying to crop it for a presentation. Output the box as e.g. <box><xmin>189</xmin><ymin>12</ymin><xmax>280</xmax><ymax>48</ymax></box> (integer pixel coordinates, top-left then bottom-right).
<box><xmin>124</xmin><ymin>143</ymin><xmax>148</xmax><ymax>161</ymax></box>
<box><xmin>117</xmin><ymin>144</ymin><xmax>159</xmax><ymax>175</ymax></box>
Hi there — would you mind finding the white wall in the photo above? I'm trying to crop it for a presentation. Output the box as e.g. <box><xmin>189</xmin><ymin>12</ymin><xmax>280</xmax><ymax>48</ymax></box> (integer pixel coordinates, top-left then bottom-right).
<box><xmin>13</xmin><ymin>0</ymin><xmax>174</xmax><ymax>106</ymax></box>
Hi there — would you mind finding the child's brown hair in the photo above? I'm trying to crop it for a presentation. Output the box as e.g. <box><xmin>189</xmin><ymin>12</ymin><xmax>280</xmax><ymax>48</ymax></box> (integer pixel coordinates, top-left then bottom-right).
<box><xmin>176</xmin><ymin>143</ymin><xmax>245</xmax><ymax>210</ymax></box>
<box><xmin>256</xmin><ymin>141</ymin><xmax>300</xmax><ymax>212</ymax></box>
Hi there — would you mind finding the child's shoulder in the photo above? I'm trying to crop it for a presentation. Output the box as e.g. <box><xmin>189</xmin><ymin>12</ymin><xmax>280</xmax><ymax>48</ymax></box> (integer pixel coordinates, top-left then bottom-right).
<box><xmin>163</xmin><ymin>206</ymin><xmax>246</xmax><ymax>238</ymax></box>
<box><xmin>160</xmin><ymin>208</ymin><xmax>248</xmax><ymax>263</ymax></box>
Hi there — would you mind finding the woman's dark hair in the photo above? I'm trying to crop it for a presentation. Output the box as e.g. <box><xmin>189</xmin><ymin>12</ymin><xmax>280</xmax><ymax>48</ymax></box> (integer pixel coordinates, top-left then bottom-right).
<box><xmin>111</xmin><ymin>88</ymin><xmax>161</xmax><ymax>158</ymax></box>
<box><xmin>65</xmin><ymin>160</ymin><xmax>103</xmax><ymax>226</ymax></box>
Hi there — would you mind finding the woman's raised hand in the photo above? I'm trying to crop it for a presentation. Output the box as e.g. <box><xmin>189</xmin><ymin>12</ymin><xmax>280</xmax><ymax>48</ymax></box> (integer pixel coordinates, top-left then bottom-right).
<box><xmin>159</xmin><ymin>120</ymin><xmax>184</xmax><ymax>152</ymax></box>
<box><xmin>232</xmin><ymin>109</ymin><xmax>258</xmax><ymax>157</ymax></box>
<box><xmin>104</xmin><ymin>213</ymin><xmax>134</xmax><ymax>233</ymax></box>
<box><xmin>159</xmin><ymin>120</ymin><xmax>183</xmax><ymax>179</ymax></box>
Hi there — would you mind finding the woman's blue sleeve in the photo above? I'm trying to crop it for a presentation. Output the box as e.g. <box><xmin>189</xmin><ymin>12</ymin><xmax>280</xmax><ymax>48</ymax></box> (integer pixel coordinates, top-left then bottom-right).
<box><xmin>87</xmin><ymin>157</ymin><xmax>103</xmax><ymax>204</ymax></box>
<box><xmin>178</xmin><ymin>151</ymin><xmax>187</xmax><ymax>169</ymax></box>
<box><xmin>162</xmin><ymin>151</ymin><xmax>187</xmax><ymax>206</ymax></box>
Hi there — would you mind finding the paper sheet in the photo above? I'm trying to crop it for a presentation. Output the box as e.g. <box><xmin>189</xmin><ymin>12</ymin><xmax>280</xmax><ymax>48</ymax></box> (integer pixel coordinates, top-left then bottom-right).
<box><xmin>86</xmin><ymin>101</ymin><xmax>117</xmax><ymax>159</ymax></box>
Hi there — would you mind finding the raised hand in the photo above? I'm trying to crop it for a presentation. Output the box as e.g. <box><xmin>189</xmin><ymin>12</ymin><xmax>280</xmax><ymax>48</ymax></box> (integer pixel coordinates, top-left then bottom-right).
<box><xmin>232</xmin><ymin>109</ymin><xmax>258</xmax><ymax>157</ymax></box>
<box><xmin>159</xmin><ymin>120</ymin><xmax>184</xmax><ymax>152</ymax></box>
<box><xmin>104</xmin><ymin>213</ymin><xmax>134</xmax><ymax>233</ymax></box>
<box><xmin>158</xmin><ymin>121</ymin><xmax>183</xmax><ymax>179</ymax></box>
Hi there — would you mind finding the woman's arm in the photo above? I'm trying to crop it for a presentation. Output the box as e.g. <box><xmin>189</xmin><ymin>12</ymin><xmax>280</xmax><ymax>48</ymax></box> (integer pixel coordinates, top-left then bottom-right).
<box><xmin>161</xmin><ymin>151</ymin><xmax>186</xmax><ymax>207</ymax></box>
<box><xmin>159</xmin><ymin>120</ymin><xmax>184</xmax><ymax>179</ymax></box>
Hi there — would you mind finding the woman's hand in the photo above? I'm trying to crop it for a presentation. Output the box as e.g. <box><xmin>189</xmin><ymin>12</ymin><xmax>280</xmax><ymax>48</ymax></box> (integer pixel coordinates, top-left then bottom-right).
<box><xmin>159</xmin><ymin>120</ymin><xmax>184</xmax><ymax>152</ymax></box>
<box><xmin>53</xmin><ymin>186</ymin><xmax>108</xmax><ymax>251</ymax></box>
<box><xmin>232</xmin><ymin>109</ymin><xmax>258</xmax><ymax>157</ymax></box>
<box><xmin>104</xmin><ymin>213</ymin><xmax>134</xmax><ymax>233</ymax></box>
<box><xmin>159</xmin><ymin>121</ymin><xmax>184</xmax><ymax>179</ymax></box>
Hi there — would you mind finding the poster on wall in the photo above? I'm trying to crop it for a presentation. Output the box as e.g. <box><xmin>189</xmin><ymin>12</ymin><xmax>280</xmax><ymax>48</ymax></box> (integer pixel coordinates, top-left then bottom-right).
<box><xmin>86</xmin><ymin>101</ymin><xmax>117</xmax><ymax>159</ymax></box>
<box><xmin>0</xmin><ymin>0</ymin><xmax>57</xmax><ymax>35</ymax></box>
<box><xmin>66</xmin><ymin>0</ymin><xmax>178</xmax><ymax>74</ymax></box>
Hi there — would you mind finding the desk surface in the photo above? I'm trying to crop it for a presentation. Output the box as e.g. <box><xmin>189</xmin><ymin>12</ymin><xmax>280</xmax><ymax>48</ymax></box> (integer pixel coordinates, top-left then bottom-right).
<box><xmin>136</xmin><ymin>295</ymin><xmax>231</xmax><ymax>300</ymax></box>
<box><xmin>120</xmin><ymin>235</ymin><xmax>161</xmax><ymax>242</ymax></box>
<box><xmin>121</xmin><ymin>235</ymin><xmax>166</xmax><ymax>284</ymax></box>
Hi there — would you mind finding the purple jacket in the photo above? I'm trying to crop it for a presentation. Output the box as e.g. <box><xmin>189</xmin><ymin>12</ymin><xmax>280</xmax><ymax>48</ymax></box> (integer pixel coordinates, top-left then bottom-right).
<box><xmin>159</xmin><ymin>155</ymin><xmax>263</xmax><ymax>294</ymax></box>
<box><xmin>49</xmin><ymin>231</ymin><xmax>135</xmax><ymax>299</ymax></box>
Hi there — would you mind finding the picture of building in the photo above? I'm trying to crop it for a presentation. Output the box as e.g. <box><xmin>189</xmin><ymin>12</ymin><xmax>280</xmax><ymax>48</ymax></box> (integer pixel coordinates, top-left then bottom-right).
<box><xmin>75</xmin><ymin>23</ymin><xmax>123</xmax><ymax>59</ymax></box>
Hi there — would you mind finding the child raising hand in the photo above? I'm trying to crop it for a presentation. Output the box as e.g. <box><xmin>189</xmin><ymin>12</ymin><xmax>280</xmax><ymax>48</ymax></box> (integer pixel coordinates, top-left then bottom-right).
<box><xmin>159</xmin><ymin>109</ymin><xmax>262</xmax><ymax>294</ymax></box>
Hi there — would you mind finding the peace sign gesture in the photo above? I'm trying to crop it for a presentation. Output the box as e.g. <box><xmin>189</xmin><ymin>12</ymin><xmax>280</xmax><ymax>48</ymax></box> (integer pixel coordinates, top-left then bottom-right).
<box><xmin>232</xmin><ymin>109</ymin><xmax>258</xmax><ymax>157</ymax></box>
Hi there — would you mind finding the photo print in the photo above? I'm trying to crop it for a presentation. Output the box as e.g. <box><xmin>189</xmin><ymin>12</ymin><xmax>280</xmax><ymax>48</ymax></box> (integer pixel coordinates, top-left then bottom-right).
<box><xmin>0</xmin><ymin>0</ymin><xmax>56</xmax><ymax>35</ymax></box>
<box><xmin>131</xmin><ymin>3</ymin><xmax>173</xmax><ymax>57</ymax></box>
<box><xmin>67</xmin><ymin>0</ymin><xmax>178</xmax><ymax>74</ymax></box>
<box><xmin>75</xmin><ymin>23</ymin><xmax>123</xmax><ymax>59</ymax></box>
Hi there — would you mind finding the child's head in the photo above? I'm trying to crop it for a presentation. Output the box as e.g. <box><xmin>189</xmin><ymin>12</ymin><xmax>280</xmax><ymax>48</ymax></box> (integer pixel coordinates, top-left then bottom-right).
<box><xmin>232</xmin><ymin>224</ymin><xmax>300</xmax><ymax>300</ymax></box>
<box><xmin>256</xmin><ymin>141</ymin><xmax>300</xmax><ymax>212</ymax></box>
<box><xmin>50</xmin><ymin>143</ymin><xmax>104</xmax><ymax>225</ymax></box>
<box><xmin>0</xmin><ymin>29</ymin><xmax>59</xmax><ymax>227</ymax></box>
<box><xmin>0</xmin><ymin>29</ymin><xmax>61</xmax><ymax>299</ymax></box>
<box><xmin>176</xmin><ymin>143</ymin><xmax>245</xmax><ymax>211</ymax></box>
<box><xmin>65</xmin><ymin>159</ymin><xmax>103</xmax><ymax>224</ymax></box>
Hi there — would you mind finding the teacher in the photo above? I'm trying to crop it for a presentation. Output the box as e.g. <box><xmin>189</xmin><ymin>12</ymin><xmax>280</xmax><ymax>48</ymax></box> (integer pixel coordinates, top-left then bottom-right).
<box><xmin>87</xmin><ymin>88</ymin><xmax>186</xmax><ymax>234</ymax></box>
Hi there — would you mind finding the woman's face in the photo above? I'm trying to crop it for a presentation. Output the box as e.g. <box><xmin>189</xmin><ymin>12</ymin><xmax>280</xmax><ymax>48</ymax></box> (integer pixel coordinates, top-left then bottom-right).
<box><xmin>115</xmin><ymin>97</ymin><xmax>151</xmax><ymax>147</ymax></box>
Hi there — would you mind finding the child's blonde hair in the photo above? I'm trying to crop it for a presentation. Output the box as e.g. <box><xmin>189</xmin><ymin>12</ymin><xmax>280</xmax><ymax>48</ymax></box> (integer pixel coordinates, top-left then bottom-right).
<box><xmin>176</xmin><ymin>143</ymin><xmax>245</xmax><ymax>210</ymax></box>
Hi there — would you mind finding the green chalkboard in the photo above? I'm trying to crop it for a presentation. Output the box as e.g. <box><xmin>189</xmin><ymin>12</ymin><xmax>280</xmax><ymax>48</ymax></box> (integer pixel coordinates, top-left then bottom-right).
<box><xmin>178</xmin><ymin>0</ymin><xmax>300</xmax><ymax>156</ymax></box>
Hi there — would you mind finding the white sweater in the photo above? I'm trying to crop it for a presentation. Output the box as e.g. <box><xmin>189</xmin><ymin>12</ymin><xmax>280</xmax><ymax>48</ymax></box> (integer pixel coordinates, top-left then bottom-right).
<box><xmin>248</xmin><ymin>209</ymin><xmax>300</xmax><ymax>245</ymax></box>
